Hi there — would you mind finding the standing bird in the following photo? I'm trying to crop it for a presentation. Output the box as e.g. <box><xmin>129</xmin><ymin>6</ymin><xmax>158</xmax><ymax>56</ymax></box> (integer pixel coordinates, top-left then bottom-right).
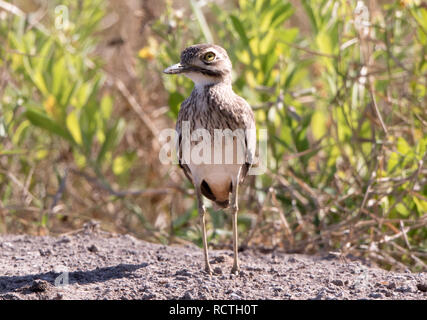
<box><xmin>164</xmin><ymin>44</ymin><xmax>255</xmax><ymax>275</ymax></box>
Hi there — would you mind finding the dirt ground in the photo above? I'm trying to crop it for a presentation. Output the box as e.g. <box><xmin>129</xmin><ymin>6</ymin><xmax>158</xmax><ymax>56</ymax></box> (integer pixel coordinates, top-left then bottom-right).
<box><xmin>0</xmin><ymin>227</ymin><xmax>426</xmax><ymax>300</ymax></box>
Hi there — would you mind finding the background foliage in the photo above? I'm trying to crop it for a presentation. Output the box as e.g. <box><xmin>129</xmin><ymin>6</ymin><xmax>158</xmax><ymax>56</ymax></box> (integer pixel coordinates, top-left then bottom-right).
<box><xmin>0</xmin><ymin>0</ymin><xmax>426</xmax><ymax>271</ymax></box>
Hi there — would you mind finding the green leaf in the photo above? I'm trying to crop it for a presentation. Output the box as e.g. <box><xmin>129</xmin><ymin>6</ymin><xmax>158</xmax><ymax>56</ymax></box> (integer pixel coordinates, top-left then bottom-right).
<box><xmin>230</xmin><ymin>15</ymin><xmax>250</xmax><ymax>46</ymax></box>
<box><xmin>23</xmin><ymin>56</ymin><xmax>49</xmax><ymax>96</ymax></box>
<box><xmin>270</xmin><ymin>3</ymin><xmax>293</xmax><ymax>28</ymax></box>
<box><xmin>397</xmin><ymin>137</ymin><xmax>411</xmax><ymax>155</ymax></box>
<box><xmin>301</xmin><ymin>0</ymin><xmax>318</xmax><ymax>33</ymax></box>
<box><xmin>25</xmin><ymin>108</ymin><xmax>74</xmax><ymax>143</ymax></box>
<box><xmin>11</xmin><ymin>120</ymin><xmax>30</xmax><ymax>145</ymax></box>
<box><xmin>395</xmin><ymin>202</ymin><xmax>410</xmax><ymax>217</ymax></box>
<box><xmin>66</xmin><ymin>110</ymin><xmax>83</xmax><ymax>146</ymax></box>
<box><xmin>96</xmin><ymin>118</ymin><xmax>125</xmax><ymax>165</ymax></box>
<box><xmin>311</xmin><ymin>110</ymin><xmax>327</xmax><ymax>140</ymax></box>
<box><xmin>52</xmin><ymin>56</ymin><xmax>66</xmax><ymax>98</ymax></box>
<box><xmin>316</xmin><ymin>31</ymin><xmax>333</xmax><ymax>55</ymax></box>
<box><xmin>168</xmin><ymin>92</ymin><xmax>184</xmax><ymax>118</ymax></box>
<box><xmin>387</xmin><ymin>152</ymin><xmax>400</xmax><ymax>174</ymax></box>
<box><xmin>100</xmin><ymin>94</ymin><xmax>113</xmax><ymax>119</ymax></box>
<box><xmin>112</xmin><ymin>152</ymin><xmax>136</xmax><ymax>176</ymax></box>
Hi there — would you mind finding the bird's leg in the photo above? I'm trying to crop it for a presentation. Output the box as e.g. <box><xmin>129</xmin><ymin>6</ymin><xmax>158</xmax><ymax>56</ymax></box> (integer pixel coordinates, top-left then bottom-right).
<box><xmin>196</xmin><ymin>185</ymin><xmax>213</xmax><ymax>275</ymax></box>
<box><xmin>230</xmin><ymin>171</ymin><xmax>241</xmax><ymax>275</ymax></box>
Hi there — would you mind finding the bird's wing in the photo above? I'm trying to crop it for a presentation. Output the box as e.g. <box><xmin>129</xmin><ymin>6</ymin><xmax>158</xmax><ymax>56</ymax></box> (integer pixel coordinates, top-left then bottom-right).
<box><xmin>232</xmin><ymin>96</ymin><xmax>256</xmax><ymax>183</ymax></box>
<box><xmin>176</xmin><ymin>97</ymin><xmax>194</xmax><ymax>185</ymax></box>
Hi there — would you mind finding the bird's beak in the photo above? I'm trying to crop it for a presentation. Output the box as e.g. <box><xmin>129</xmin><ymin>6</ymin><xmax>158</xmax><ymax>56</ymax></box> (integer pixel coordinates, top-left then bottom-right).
<box><xmin>163</xmin><ymin>63</ymin><xmax>186</xmax><ymax>74</ymax></box>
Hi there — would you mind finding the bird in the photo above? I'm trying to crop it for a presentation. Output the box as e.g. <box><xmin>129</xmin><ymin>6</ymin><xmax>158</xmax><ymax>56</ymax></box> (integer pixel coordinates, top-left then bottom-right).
<box><xmin>164</xmin><ymin>44</ymin><xmax>256</xmax><ymax>275</ymax></box>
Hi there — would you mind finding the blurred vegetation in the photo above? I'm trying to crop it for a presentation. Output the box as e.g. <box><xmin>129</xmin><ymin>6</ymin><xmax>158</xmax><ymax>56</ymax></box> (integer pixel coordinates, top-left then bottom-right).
<box><xmin>0</xmin><ymin>0</ymin><xmax>426</xmax><ymax>271</ymax></box>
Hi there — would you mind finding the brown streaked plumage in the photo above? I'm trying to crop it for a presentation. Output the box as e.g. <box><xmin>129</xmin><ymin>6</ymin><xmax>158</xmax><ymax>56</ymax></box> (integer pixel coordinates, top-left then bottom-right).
<box><xmin>164</xmin><ymin>44</ymin><xmax>255</xmax><ymax>275</ymax></box>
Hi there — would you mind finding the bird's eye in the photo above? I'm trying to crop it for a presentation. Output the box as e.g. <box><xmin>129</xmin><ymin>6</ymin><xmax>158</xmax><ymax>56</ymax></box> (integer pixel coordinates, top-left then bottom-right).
<box><xmin>203</xmin><ymin>52</ymin><xmax>216</xmax><ymax>62</ymax></box>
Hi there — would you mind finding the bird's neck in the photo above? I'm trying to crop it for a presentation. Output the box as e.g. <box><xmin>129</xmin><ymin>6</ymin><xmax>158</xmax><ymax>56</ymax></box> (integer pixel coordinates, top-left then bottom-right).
<box><xmin>185</xmin><ymin>73</ymin><xmax>232</xmax><ymax>90</ymax></box>
<box><xmin>194</xmin><ymin>79</ymin><xmax>232</xmax><ymax>92</ymax></box>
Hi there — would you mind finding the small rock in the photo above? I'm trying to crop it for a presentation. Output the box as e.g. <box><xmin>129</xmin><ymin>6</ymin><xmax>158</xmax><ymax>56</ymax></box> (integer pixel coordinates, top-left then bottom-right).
<box><xmin>0</xmin><ymin>293</ymin><xmax>21</xmax><ymax>300</ymax></box>
<box><xmin>213</xmin><ymin>267</ymin><xmax>222</xmax><ymax>275</ymax></box>
<box><xmin>39</xmin><ymin>249</ymin><xmax>52</xmax><ymax>257</ymax></box>
<box><xmin>312</xmin><ymin>288</ymin><xmax>326</xmax><ymax>300</ymax></box>
<box><xmin>57</xmin><ymin>236</ymin><xmax>71</xmax><ymax>244</ymax></box>
<box><xmin>332</xmin><ymin>279</ymin><xmax>344</xmax><ymax>286</ymax></box>
<box><xmin>54</xmin><ymin>293</ymin><xmax>63</xmax><ymax>300</ymax></box>
<box><xmin>87</xmin><ymin>244</ymin><xmax>98</xmax><ymax>253</ymax></box>
<box><xmin>1</xmin><ymin>242</ymin><xmax>14</xmax><ymax>249</ymax></box>
<box><xmin>210</xmin><ymin>255</ymin><xmax>226</xmax><ymax>264</ymax></box>
<box><xmin>369</xmin><ymin>292</ymin><xmax>383</xmax><ymax>299</ymax></box>
<box><xmin>142</xmin><ymin>293</ymin><xmax>156</xmax><ymax>300</ymax></box>
<box><xmin>181</xmin><ymin>291</ymin><xmax>193</xmax><ymax>300</ymax></box>
<box><xmin>230</xmin><ymin>292</ymin><xmax>242</xmax><ymax>300</ymax></box>
<box><xmin>175</xmin><ymin>269</ymin><xmax>192</xmax><ymax>277</ymax></box>
<box><xmin>395</xmin><ymin>285</ymin><xmax>413</xmax><ymax>293</ymax></box>
<box><xmin>157</xmin><ymin>255</ymin><xmax>166</xmax><ymax>262</ymax></box>
<box><xmin>198</xmin><ymin>292</ymin><xmax>207</xmax><ymax>299</ymax></box>
<box><xmin>83</xmin><ymin>220</ymin><xmax>100</xmax><ymax>233</ymax></box>
<box><xmin>30</xmin><ymin>279</ymin><xmax>49</xmax><ymax>292</ymax></box>
<box><xmin>416</xmin><ymin>283</ymin><xmax>427</xmax><ymax>292</ymax></box>
<box><xmin>387</xmin><ymin>282</ymin><xmax>396</xmax><ymax>290</ymax></box>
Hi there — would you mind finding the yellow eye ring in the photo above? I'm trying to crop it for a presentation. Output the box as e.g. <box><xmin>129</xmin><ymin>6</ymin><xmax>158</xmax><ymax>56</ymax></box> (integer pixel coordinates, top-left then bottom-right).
<box><xmin>203</xmin><ymin>52</ymin><xmax>216</xmax><ymax>62</ymax></box>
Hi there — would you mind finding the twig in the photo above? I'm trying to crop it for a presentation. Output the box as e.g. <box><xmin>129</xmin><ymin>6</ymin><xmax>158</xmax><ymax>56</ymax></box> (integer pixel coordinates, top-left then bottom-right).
<box><xmin>399</xmin><ymin>220</ymin><xmax>411</xmax><ymax>250</ymax></box>
<box><xmin>271</xmin><ymin>189</ymin><xmax>294</xmax><ymax>246</ymax></box>
<box><xmin>50</xmin><ymin>168</ymin><xmax>69</xmax><ymax>213</ymax></box>
<box><xmin>280</xmin><ymin>40</ymin><xmax>337</xmax><ymax>58</ymax></box>
<box><xmin>242</xmin><ymin>187</ymin><xmax>272</xmax><ymax>248</ymax></box>
<box><xmin>69</xmin><ymin>168</ymin><xmax>174</xmax><ymax>198</ymax></box>
<box><xmin>0</xmin><ymin>0</ymin><xmax>49</xmax><ymax>35</ymax></box>
<box><xmin>0</xmin><ymin>169</ymin><xmax>38</xmax><ymax>204</ymax></box>
<box><xmin>114</xmin><ymin>78</ymin><xmax>161</xmax><ymax>149</ymax></box>
<box><xmin>368</xmin><ymin>80</ymin><xmax>389</xmax><ymax>135</ymax></box>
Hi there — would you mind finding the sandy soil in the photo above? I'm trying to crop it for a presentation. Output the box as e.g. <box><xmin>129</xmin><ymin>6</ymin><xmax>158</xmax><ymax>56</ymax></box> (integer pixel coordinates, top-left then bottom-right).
<box><xmin>0</xmin><ymin>227</ymin><xmax>426</xmax><ymax>300</ymax></box>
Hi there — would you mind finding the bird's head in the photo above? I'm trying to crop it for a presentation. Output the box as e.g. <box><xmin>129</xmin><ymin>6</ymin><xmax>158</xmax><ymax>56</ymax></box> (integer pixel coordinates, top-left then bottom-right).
<box><xmin>163</xmin><ymin>44</ymin><xmax>232</xmax><ymax>86</ymax></box>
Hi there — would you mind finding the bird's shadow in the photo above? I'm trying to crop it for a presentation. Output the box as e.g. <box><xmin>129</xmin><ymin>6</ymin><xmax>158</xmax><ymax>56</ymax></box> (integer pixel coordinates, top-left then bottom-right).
<box><xmin>0</xmin><ymin>263</ymin><xmax>148</xmax><ymax>294</ymax></box>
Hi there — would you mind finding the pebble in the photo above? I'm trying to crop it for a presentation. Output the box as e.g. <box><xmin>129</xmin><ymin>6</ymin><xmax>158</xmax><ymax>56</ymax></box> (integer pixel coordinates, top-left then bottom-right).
<box><xmin>175</xmin><ymin>269</ymin><xmax>192</xmax><ymax>277</ymax></box>
<box><xmin>213</xmin><ymin>267</ymin><xmax>222</xmax><ymax>275</ymax></box>
<box><xmin>57</xmin><ymin>236</ymin><xmax>71</xmax><ymax>244</ymax></box>
<box><xmin>87</xmin><ymin>244</ymin><xmax>99</xmax><ymax>253</ymax></box>
<box><xmin>230</xmin><ymin>292</ymin><xmax>242</xmax><ymax>300</ymax></box>
<box><xmin>39</xmin><ymin>249</ymin><xmax>52</xmax><ymax>257</ymax></box>
<box><xmin>1</xmin><ymin>242</ymin><xmax>14</xmax><ymax>249</ymax></box>
<box><xmin>332</xmin><ymin>279</ymin><xmax>344</xmax><ymax>286</ymax></box>
<box><xmin>416</xmin><ymin>283</ymin><xmax>427</xmax><ymax>292</ymax></box>
<box><xmin>210</xmin><ymin>255</ymin><xmax>226</xmax><ymax>264</ymax></box>
<box><xmin>181</xmin><ymin>291</ymin><xmax>193</xmax><ymax>300</ymax></box>
<box><xmin>30</xmin><ymin>279</ymin><xmax>49</xmax><ymax>292</ymax></box>
<box><xmin>368</xmin><ymin>292</ymin><xmax>383</xmax><ymax>299</ymax></box>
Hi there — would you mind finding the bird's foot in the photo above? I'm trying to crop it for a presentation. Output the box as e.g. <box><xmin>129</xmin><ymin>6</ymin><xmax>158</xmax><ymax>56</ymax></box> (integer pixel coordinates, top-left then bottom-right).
<box><xmin>204</xmin><ymin>265</ymin><xmax>214</xmax><ymax>275</ymax></box>
<box><xmin>231</xmin><ymin>265</ymin><xmax>240</xmax><ymax>275</ymax></box>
